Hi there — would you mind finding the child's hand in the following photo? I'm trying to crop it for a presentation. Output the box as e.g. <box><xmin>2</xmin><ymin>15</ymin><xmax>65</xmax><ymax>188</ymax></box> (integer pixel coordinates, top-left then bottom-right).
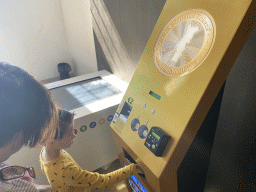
<box><xmin>135</xmin><ymin>164</ymin><xmax>144</xmax><ymax>174</ymax></box>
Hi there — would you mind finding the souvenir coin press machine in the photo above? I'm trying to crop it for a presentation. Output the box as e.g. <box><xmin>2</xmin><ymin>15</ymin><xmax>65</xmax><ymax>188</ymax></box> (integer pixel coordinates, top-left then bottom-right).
<box><xmin>110</xmin><ymin>0</ymin><xmax>256</xmax><ymax>191</ymax></box>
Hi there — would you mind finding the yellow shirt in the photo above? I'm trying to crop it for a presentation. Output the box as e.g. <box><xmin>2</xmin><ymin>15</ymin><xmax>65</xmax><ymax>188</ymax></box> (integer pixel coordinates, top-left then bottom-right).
<box><xmin>39</xmin><ymin>148</ymin><xmax>139</xmax><ymax>192</ymax></box>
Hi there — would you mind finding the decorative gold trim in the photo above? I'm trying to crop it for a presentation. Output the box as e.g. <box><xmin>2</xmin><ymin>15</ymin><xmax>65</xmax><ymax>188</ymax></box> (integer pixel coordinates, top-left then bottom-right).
<box><xmin>154</xmin><ymin>9</ymin><xmax>216</xmax><ymax>77</ymax></box>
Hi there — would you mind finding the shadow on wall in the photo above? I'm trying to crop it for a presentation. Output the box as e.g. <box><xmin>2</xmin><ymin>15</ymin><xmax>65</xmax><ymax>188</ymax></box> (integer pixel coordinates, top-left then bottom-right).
<box><xmin>91</xmin><ymin>0</ymin><xmax>166</xmax><ymax>83</ymax></box>
<box><xmin>91</xmin><ymin>0</ymin><xmax>133</xmax><ymax>83</ymax></box>
<box><xmin>204</xmin><ymin>25</ymin><xmax>256</xmax><ymax>192</ymax></box>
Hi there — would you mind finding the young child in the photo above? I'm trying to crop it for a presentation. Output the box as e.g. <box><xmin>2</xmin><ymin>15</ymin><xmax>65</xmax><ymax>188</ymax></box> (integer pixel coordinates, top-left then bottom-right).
<box><xmin>39</xmin><ymin>109</ymin><xmax>142</xmax><ymax>192</ymax></box>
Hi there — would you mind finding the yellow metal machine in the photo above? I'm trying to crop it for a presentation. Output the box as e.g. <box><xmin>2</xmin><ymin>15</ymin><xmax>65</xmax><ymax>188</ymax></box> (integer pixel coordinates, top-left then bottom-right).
<box><xmin>110</xmin><ymin>0</ymin><xmax>256</xmax><ymax>191</ymax></box>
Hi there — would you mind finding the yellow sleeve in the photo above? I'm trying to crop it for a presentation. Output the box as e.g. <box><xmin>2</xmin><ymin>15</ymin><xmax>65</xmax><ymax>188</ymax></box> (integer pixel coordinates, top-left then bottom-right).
<box><xmin>61</xmin><ymin>162</ymin><xmax>139</xmax><ymax>189</ymax></box>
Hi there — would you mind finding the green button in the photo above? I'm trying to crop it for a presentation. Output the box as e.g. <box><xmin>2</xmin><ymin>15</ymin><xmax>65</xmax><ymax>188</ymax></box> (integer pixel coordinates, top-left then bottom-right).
<box><xmin>80</xmin><ymin>125</ymin><xmax>87</xmax><ymax>132</ymax></box>
<box><xmin>152</xmin><ymin>144</ymin><xmax>155</xmax><ymax>149</ymax></box>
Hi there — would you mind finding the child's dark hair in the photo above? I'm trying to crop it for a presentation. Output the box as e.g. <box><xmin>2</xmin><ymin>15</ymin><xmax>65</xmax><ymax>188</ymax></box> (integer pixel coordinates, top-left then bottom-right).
<box><xmin>55</xmin><ymin>109</ymin><xmax>74</xmax><ymax>139</ymax></box>
<box><xmin>0</xmin><ymin>62</ymin><xmax>59</xmax><ymax>148</ymax></box>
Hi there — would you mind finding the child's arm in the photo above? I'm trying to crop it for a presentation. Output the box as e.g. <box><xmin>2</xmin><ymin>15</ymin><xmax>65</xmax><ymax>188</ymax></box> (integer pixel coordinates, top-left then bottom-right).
<box><xmin>61</xmin><ymin>161</ymin><xmax>139</xmax><ymax>189</ymax></box>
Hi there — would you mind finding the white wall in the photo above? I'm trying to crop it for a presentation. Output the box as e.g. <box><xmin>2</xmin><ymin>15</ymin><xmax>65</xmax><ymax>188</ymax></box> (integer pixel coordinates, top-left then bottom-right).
<box><xmin>61</xmin><ymin>0</ymin><xmax>98</xmax><ymax>76</ymax></box>
<box><xmin>0</xmin><ymin>0</ymin><xmax>72</xmax><ymax>81</ymax></box>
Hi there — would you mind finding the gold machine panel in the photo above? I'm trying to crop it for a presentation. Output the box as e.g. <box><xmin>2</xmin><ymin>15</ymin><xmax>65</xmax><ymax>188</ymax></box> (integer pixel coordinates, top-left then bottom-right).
<box><xmin>110</xmin><ymin>0</ymin><xmax>256</xmax><ymax>191</ymax></box>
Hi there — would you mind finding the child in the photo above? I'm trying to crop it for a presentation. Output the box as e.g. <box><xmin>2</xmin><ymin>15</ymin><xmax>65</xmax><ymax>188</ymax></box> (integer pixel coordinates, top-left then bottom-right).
<box><xmin>39</xmin><ymin>109</ymin><xmax>143</xmax><ymax>192</ymax></box>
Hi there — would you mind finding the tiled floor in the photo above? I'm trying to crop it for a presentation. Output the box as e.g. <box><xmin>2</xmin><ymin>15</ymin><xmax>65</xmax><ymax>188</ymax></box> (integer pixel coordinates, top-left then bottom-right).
<box><xmin>91</xmin><ymin>159</ymin><xmax>130</xmax><ymax>192</ymax></box>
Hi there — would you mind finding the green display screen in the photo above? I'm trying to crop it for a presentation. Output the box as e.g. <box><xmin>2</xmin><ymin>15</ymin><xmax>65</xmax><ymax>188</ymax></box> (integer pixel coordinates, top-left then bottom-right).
<box><xmin>152</xmin><ymin>131</ymin><xmax>160</xmax><ymax>140</ymax></box>
<box><xmin>149</xmin><ymin>91</ymin><xmax>161</xmax><ymax>100</ymax></box>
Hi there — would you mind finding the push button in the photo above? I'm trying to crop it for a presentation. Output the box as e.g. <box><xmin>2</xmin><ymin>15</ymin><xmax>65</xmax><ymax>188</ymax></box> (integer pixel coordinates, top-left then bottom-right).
<box><xmin>131</xmin><ymin>118</ymin><xmax>140</xmax><ymax>131</ymax></box>
<box><xmin>138</xmin><ymin>125</ymin><xmax>148</xmax><ymax>139</ymax></box>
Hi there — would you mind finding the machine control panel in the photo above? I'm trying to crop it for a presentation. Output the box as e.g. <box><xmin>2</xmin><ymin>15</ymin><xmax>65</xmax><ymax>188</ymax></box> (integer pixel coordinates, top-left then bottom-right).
<box><xmin>144</xmin><ymin>127</ymin><xmax>171</xmax><ymax>157</ymax></box>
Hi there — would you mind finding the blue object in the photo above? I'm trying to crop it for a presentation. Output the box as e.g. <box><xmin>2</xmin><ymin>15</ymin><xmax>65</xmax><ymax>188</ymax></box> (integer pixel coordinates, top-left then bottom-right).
<box><xmin>89</xmin><ymin>122</ymin><xmax>97</xmax><ymax>128</ymax></box>
<box><xmin>107</xmin><ymin>115</ymin><xmax>114</xmax><ymax>121</ymax></box>
<box><xmin>123</xmin><ymin>162</ymin><xmax>148</xmax><ymax>192</ymax></box>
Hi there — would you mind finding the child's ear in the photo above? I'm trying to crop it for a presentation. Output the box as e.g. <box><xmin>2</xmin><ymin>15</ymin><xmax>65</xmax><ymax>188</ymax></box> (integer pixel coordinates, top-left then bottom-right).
<box><xmin>45</xmin><ymin>139</ymin><xmax>56</xmax><ymax>147</ymax></box>
<box><xmin>50</xmin><ymin>140</ymin><xmax>56</xmax><ymax>145</ymax></box>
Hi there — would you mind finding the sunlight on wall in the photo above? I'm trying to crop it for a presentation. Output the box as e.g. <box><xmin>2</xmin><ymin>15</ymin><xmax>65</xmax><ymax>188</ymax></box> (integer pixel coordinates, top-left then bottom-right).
<box><xmin>91</xmin><ymin>0</ymin><xmax>134</xmax><ymax>82</ymax></box>
<box><xmin>61</xmin><ymin>0</ymin><xmax>98</xmax><ymax>77</ymax></box>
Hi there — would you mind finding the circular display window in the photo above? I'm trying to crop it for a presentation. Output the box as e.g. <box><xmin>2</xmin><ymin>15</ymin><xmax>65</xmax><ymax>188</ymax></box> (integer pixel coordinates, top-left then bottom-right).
<box><xmin>154</xmin><ymin>9</ymin><xmax>216</xmax><ymax>77</ymax></box>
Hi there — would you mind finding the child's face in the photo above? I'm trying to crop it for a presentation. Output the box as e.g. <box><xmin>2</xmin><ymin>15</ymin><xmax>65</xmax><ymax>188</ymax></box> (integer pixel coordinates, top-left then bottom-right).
<box><xmin>54</xmin><ymin>120</ymin><xmax>76</xmax><ymax>149</ymax></box>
